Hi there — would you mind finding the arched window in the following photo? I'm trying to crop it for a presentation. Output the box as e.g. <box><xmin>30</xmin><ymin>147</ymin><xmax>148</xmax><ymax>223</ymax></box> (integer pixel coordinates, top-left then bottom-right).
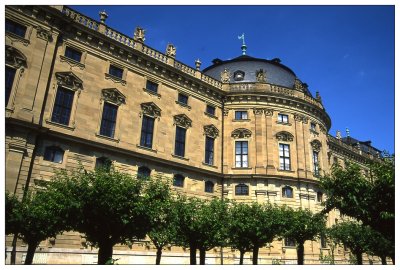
<box><xmin>95</xmin><ymin>157</ymin><xmax>111</xmax><ymax>172</ymax></box>
<box><xmin>173</xmin><ymin>174</ymin><xmax>184</xmax><ymax>187</ymax></box>
<box><xmin>282</xmin><ymin>186</ymin><xmax>293</xmax><ymax>198</ymax></box>
<box><xmin>317</xmin><ymin>191</ymin><xmax>323</xmax><ymax>203</ymax></box>
<box><xmin>235</xmin><ymin>183</ymin><xmax>249</xmax><ymax>196</ymax></box>
<box><xmin>137</xmin><ymin>166</ymin><xmax>151</xmax><ymax>180</ymax></box>
<box><xmin>205</xmin><ymin>181</ymin><xmax>214</xmax><ymax>193</ymax></box>
<box><xmin>44</xmin><ymin>146</ymin><xmax>64</xmax><ymax>163</ymax></box>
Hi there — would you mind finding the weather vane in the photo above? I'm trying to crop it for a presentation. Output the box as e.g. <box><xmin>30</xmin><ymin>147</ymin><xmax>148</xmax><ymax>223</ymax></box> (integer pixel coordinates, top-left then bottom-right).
<box><xmin>238</xmin><ymin>33</ymin><xmax>247</xmax><ymax>55</ymax></box>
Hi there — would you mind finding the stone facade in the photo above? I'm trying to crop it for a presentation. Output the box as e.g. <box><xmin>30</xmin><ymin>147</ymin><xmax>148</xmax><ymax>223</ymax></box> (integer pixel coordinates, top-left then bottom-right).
<box><xmin>5</xmin><ymin>5</ymin><xmax>383</xmax><ymax>264</ymax></box>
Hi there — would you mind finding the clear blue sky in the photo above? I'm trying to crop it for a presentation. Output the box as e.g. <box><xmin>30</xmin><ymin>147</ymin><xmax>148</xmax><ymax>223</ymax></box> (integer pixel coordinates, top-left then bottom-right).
<box><xmin>71</xmin><ymin>5</ymin><xmax>395</xmax><ymax>153</ymax></box>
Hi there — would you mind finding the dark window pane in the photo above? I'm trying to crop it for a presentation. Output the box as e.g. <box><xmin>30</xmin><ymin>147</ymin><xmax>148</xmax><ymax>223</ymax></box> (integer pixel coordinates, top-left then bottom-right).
<box><xmin>205</xmin><ymin>181</ymin><xmax>214</xmax><ymax>193</ymax></box>
<box><xmin>65</xmin><ymin>47</ymin><xmax>82</xmax><ymax>62</ymax></box>
<box><xmin>100</xmin><ymin>103</ymin><xmax>118</xmax><ymax>138</ymax></box>
<box><xmin>174</xmin><ymin>127</ymin><xmax>186</xmax><ymax>157</ymax></box>
<box><xmin>178</xmin><ymin>93</ymin><xmax>188</xmax><ymax>105</ymax></box>
<box><xmin>146</xmin><ymin>80</ymin><xmax>158</xmax><ymax>93</ymax></box>
<box><xmin>282</xmin><ymin>186</ymin><xmax>293</xmax><ymax>198</ymax></box>
<box><xmin>138</xmin><ymin>166</ymin><xmax>151</xmax><ymax>180</ymax></box>
<box><xmin>285</xmin><ymin>238</ymin><xmax>296</xmax><ymax>247</ymax></box>
<box><xmin>6</xmin><ymin>19</ymin><xmax>27</xmax><ymax>38</ymax></box>
<box><xmin>5</xmin><ymin>66</ymin><xmax>16</xmax><ymax>106</ymax></box>
<box><xmin>173</xmin><ymin>174</ymin><xmax>184</xmax><ymax>187</ymax></box>
<box><xmin>51</xmin><ymin>87</ymin><xmax>74</xmax><ymax>125</ymax></box>
<box><xmin>95</xmin><ymin>157</ymin><xmax>111</xmax><ymax>172</ymax></box>
<box><xmin>235</xmin><ymin>184</ymin><xmax>249</xmax><ymax>195</ymax></box>
<box><xmin>140</xmin><ymin>116</ymin><xmax>155</xmax><ymax>148</ymax></box>
<box><xmin>206</xmin><ymin>105</ymin><xmax>215</xmax><ymax>115</ymax></box>
<box><xmin>44</xmin><ymin>146</ymin><xmax>64</xmax><ymax>163</ymax></box>
<box><xmin>109</xmin><ymin>65</ymin><xmax>123</xmax><ymax>78</ymax></box>
<box><xmin>205</xmin><ymin>136</ymin><xmax>214</xmax><ymax>165</ymax></box>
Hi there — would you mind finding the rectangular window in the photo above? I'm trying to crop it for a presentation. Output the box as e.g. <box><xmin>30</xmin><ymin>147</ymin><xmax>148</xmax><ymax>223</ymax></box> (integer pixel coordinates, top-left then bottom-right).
<box><xmin>5</xmin><ymin>66</ymin><xmax>16</xmax><ymax>106</ymax></box>
<box><xmin>65</xmin><ymin>47</ymin><xmax>82</xmax><ymax>62</ymax></box>
<box><xmin>140</xmin><ymin>115</ymin><xmax>155</xmax><ymax>148</ymax></box>
<box><xmin>206</xmin><ymin>104</ymin><xmax>216</xmax><ymax>116</ymax></box>
<box><xmin>279</xmin><ymin>143</ymin><xmax>291</xmax><ymax>170</ymax></box>
<box><xmin>108</xmin><ymin>65</ymin><xmax>123</xmax><ymax>79</ymax></box>
<box><xmin>278</xmin><ymin>113</ymin><xmax>289</xmax><ymax>123</ymax></box>
<box><xmin>311</xmin><ymin>122</ymin><xmax>317</xmax><ymax>131</ymax></box>
<box><xmin>174</xmin><ymin>126</ymin><xmax>186</xmax><ymax>157</ymax></box>
<box><xmin>100</xmin><ymin>103</ymin><xmax>118</xmax><ymax>138</ymax></box>
<box><xmin>205</xmin><ymin>136</ymin><xmax>215</xmax><ymax>165</ymax></box>
<box><xmin>178</xmin><ymin>93</ymin><xmax>188</xmax><ymax>105</ymax></box>
<box><xmin>6</xmin><ymin>19</ymin><xmax>27</xmax><ymax>38</ymax></box>
<box><xmin>235</xmin><ymin>141</ymin><xmax>248</xmax><ymax>167</ymax></box>
<box><xmin>284</xmin><ymin>238</ymin><xmax>296</xmax><ymax>247</ymax></box>
<box><xmin>51</xmin><ymin>87</ymin><xmax>74</xmax><ymax>125</ymax></box>
<box><xmin>146</xmin><ymin>80</ymin><xmax>158</xmax><ymax>93</ymax></box>
<box><xmin>235</xmin><ymin>111</ymin><xmax>248</xmax><ymax>120</ymax></box>
<box><xmin>313</xmin><ymin>151</ymin><xmax>319</xmax><ymax>176</ymax></box>
<box><xmin>321</xmin><ymin>235</ymin><xmax>327</xmax><ymax>248</ymax></box>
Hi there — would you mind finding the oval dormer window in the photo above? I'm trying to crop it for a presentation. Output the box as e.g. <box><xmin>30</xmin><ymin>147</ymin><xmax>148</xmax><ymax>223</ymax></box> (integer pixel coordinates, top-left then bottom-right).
<box><xmin>233</xmin><ymin>70</ymin><xmax>245</xmax><ymax>81</ymax></box>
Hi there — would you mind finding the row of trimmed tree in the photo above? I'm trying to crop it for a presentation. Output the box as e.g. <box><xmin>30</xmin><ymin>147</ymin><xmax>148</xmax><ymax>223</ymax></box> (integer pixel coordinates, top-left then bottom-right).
<box><xmin>6</xmin><ymin>155</ymin><xmax>394</xmax><ymax>265</ymax></box>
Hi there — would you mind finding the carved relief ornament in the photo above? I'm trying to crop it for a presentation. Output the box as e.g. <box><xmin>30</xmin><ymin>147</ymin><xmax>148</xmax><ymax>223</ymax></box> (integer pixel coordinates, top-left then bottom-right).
<box><xmin>133</xmin><ymin>27</ymin><xmax>145</xmax><ymax>43</ymax></box>
<box><xmin>101</xmin><ymin>88</ymin><xmax>126</xmax><ymax>105</ymax></box>
<box><xmin>36</xmin><ymin>26</ymin><xmax>52</xmax><ymax>41</ymax></box>
<box><xmin>220</xmin><ymin>68</ymin><xmax>231</xmax><ymax>83</ymax></box>
<box><xmin>293</xmin><ymin>113</ymin><xmax>309</xmax><ymax>124</ymax></box>
<box><xmin>166</xmin><ymin>43</ymin><xmax>176</xmax><ymax>58</ymax></box>
<box><xmin>310</xmin><ymin>140</ymin><xmax>322</xmax><ymax>152</ymax></box>
<box><xmin>231</xmin><ymin>128</ymin><xmax>252</xmax><ymax>139</ymax></box>
<box><xmin>140</xmin><ymin>102</ymin><xmax>161</xmax><ymax>118</ymax></box>
<box><xmin>174</xmin><ymin>114</ymin><xmax>192</xmax><ymax>129</ymax></box>
<box><xmin>256</xmin><ymin>69</ymin><xmax>266</xmax><ymax>83</ymax></box>
<box><xmin>55</xmin><ymin>72</ymin><xmax>83</xmax><ymax>91</ymax></box>
<box><xmin>204</xmin><ymin>124</ymin><xmax>219</xmax><ymax>138</ymax></box>
<box><xmin>275</xmin><ymin>131</ymin><xmax>294</xmax><ymax>142</ymax></box>
<box><xmin>6</xmin><ymin>46</ymin><xmax>27</xmax><ymax>69</ymax></box>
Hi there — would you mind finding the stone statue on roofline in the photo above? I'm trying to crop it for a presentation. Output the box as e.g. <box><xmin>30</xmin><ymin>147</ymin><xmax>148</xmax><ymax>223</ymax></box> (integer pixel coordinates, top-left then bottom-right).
<box><xmin>133</xmin><ymin>27</ymin><xmax>145</xmax><ymax>43</ymax></box>
<box><xmin>166</xmin><ymin>43</ymin><xmax>176</xmax><ymax>58</ymax></box>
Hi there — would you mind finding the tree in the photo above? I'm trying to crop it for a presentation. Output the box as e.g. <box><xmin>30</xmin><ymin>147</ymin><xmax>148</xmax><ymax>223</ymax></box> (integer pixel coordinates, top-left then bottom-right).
<box><xmin>144</xmin><ymin>176</ymin><xmax>176</xmax><ymax>265</ymax></box>
<box><xmin>328</xmin><ymin>221</ymin><xmax>374</xmax><ymax>265</ymax></box>
<box><xmin>59</xmin><ymin>166</ymin><xmax>151</xmax><ymax>264</ymax></box>
<box><xmin>320</xmin><ymin>156</ymin><xmax>395</xmax><ymax>262</ymax></box>
<box><xmin>281</xmin><ymin>207</ymin><xmax>326</xmax><ymax>265</ymax></box>
<box><xmin>172</xmin><ymin>196</ymin><xmax>228</xmax><ymax>265</ymax></box>
<box><xmin>365</xmin><ymin>229</ymin><xmax>392</xmax><ymax>265</ymax></box>
<box><xmin>227</xmin><ymin>202</ymin><xmax>284</xmax><ymax>265</ymax></box>
<box><xmin>5</xmin><ymin>179</ymin><xmax>74</xmax><ymax>264</ymax></box>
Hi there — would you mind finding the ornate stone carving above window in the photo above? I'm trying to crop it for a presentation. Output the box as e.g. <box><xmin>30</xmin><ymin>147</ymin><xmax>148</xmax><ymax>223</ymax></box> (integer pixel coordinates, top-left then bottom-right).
<box><xmin>310</xmin><ymin>139</ymin><xmax>322</xmax><ymax>152</ymax></box>
<box><xmin>36</xmin><ymin>26</ymin><xmax>52</xmax><ymax>41</ymax></box>
<box><xmin>140</xmin><ymin>102</ymin><xmax>161</xmax><ymax>118</ymax></box>
<box><xmin>5</xmin><ymin>45</ymin><xmax>27</xmax><ymax>69</ymax></box>
<box><xmin>253</xmin><ymin>108</ymin><xmax>264</xmax><ymax>115</ymax></box>
<box><xmin>231</xmin><ymin>128</ymin><xmax>252</xmax><ymax>139</ymax></box>
<box><xmin>265</xmin><ymin>109</ymin><xmax>274</xmax><ymax>116</ymax></box>
<box><xmin>101</xmin><ymin>88</ymin><xmax>126</xmax><ymax>105</ymax></box>
<box><xmin>204</xmin><ymin>124</ymin><xmax>219</xmax><ymax>138</ymax></box>
<box><xmin>174</xmin><ymin>114</ymin><xmax>192</xmax><ymax>129</ymax></box>
<box><xmin>275</xmin><ymin>131</ymin><xmax>294</xmax><ymax>142</ymax></box>
<box><xmin>293</xmin><ymin>113</ymin><xmax>309</xmax><ymax>124</ymax></box>
<box><xmin>55</xmin><ymin>72</ymin><xmax>83</xmax><ymax>91</ymax></box>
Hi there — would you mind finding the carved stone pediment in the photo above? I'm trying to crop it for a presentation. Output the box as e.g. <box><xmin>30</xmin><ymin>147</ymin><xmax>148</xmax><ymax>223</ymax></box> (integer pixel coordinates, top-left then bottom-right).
<box><xmin>231</xmin><ymin>128</ymin><xmax>252</xmax><ymax>139</ymax></box>
<box><xmin>174</xmin><ymin>114</ymin><xmax>192</xmax><ymax>129</ymax></box>
<box><xmin>204</xmin><ymin>124</ymin><xmax>219</xmax><ymax>138</ymax></box>
<box><xmin>311</xmin><ymin>140</ymin><xmax>322</xmax><ymax>152</ymax></box>
<box><xmin>140</xmin><ymin>102</ymin><xmax>161</xmax><ymax>118</ymax></box>
<box><xmin>275</xmin><ymin>131</ymin><xmax>294</xmax><ymax>142</ymax></box>
<box><xmin>55</xmin><ymin>72</ymin><xmax>83</xmax><ymax>91</ymax></box>
<box><xmin>5</xmin><ymin>45</ymin><xmax>27</xmax><ymax>69</ymax></box>
<box><xmin>101</xmin><ymin>88</ymin><xmax>126</xmax><ymax>105</ymax></box>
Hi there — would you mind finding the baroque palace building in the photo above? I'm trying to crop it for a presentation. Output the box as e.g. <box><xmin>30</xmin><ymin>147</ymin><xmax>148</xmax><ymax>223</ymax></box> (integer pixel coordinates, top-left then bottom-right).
<box><xmin>5</xmin><ymin>5</ymin><xmax>383</xmax><ymax>264</ymax></box>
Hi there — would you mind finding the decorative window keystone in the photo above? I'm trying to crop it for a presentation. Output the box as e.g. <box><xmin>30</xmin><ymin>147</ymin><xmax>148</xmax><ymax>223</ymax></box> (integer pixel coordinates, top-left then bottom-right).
<box><xmin>204</xmin><ymin>124</ymin><xmax>219</xmax><ymax>138</ymax></box>
<box><xmin>173</xmin><ymin>114</ymin><xmax>192</xmax><ymax>129</ymax></box>
<box><xmin>311</xmin><ymin>139</ymin><xmax>322</xmax><ymax>152</ymax></box>
<box><xmin>101</xmin><ymin>88</ymin><xmax>126</xmax><ymax>105</ymax></box>
<box><xmin>231</xmin><ymin>128</ymin><xmax>252</xmax><ymax>139</ymax></box>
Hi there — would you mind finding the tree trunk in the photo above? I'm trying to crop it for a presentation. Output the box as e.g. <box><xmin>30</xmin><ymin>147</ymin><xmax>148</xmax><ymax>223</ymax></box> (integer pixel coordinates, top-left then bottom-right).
<box><xmin>155</xmin><ymin>247</ymin><xmax>162</xmax><ymax>265</ymax></box>
<box><xmin>11</xmin><ymin>234</ymin><xmax>18</xmax><ymax>264</ymax></box>
<box><xmin>24</xmin><ymin>241</ymin><xmax>39</xmax><ymax>265</ymax></box>
<box><xmin>389</xmin><ymin>255</ymin><xmax>394</xmax><ymax>265</ymax></box>
<box><xmin>380</xmin><ymin>256</ymin><xmax>387</xmax><ymax>265</ymax></box>
<box><xmin>199</xmin><ymin>248</ymin><xmax>206</xmax><ymax>265</ymax></box>
<box><xmin>239</xmin><ymin>250</ymin><xmax>245</xmax><ymax>265</ymax></box>
<box><xmin>355</xmin><ymin>252</ymin><xmax>363</xmax><ymax>265</ymax></box>
<box><xmin>252</xmin><ymin>245</ymin><xmax>259</xmax><ymax>265</ymax></box>
<box><xmin>296</xmin><ymin>242</ymin><xmax>305</xmax><ymax>265</ymax></box>
<box><xmin>97</xmin><ymin>241</ymin><xmax>114</xmax><ymax>265</ymax></box>
<box><xmin>189</xmin><ymin>244</ymin><xmax>197</xmax><ymax>265</ymax></box>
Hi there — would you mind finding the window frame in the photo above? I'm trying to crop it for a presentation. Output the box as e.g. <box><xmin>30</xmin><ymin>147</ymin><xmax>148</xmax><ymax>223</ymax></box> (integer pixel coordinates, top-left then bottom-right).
<box><xmin>282</xmin><ymin>186</ymin><xmax>294</xmax><ymax>198</ymax></box>
<box><xmin>313</xmin><ymin>150</ymin><xmax>320</xmax><ymax>176</ymax></box>
<box><xmin>177</xmin><ymin>93</ymin><xmax>189</xmax><ymax>105</ymax></box>
<box><xmin>140</xmin><ymin>115</ymin><xmax>155</xmax><ymax>149</ymax></box>
<box><xmin>235</xmin><ymin>141</ymin><xmax>249</xmax><ymax>168</ymax></box>
<box><xmin>173</xmin><ymin>174</ymin><xmax>185</xmax><ymax>187</ymax></box>
<box><xmin>145</xmin><ymin>80</ymin><xmax>158</xmax><ymax>94</ymax></box>
<box><xmin>205</xmin><ymin>136</ymin><xmax>215</xmax><ymax>165</ymax></box>
<box><xmin>205</xmin><ymin>181</ymin><xmax>214</xmax><ymax>193</ymax></box>
<box><xmin>284</xmin><ymin>237</ymin><xmax>296</xmax><ymax>247</ymax></box>
<box><xmin>235</xmin><ymin>183</ymin><xmax>249</xmax><ymax>196</ymax></box>
<box><xmin>99</xmin><ymin>102</ymin><xmax>119</xmax><ymax>138</ymax></box>
<box><xmin>5</xmin><ymin>66</ymin><xmax>17</xmax><ymax>108</ymax></box>
<box><xmin>174</xmin><ymin>126</ymin><xmax>187</xmax><ymax>157</ymax></box>
<box><xmin>206</xmin><ymin>104</ymin><xmax>216</xmax><ymax>116</ymax></box>
<box><xmin>108</xmin><ymin>64</ymin><xmax>124</xmax><ymax>79</ymax></box>
<box><xmin>95</xmin><ymin>156</ymin><xmax>111</xmax><ymax>172</ymax></box>
<box><xmin>64</xmin><ymin>46</ymin><xmax>82</xmax><ymax>62</ymax></box>
<box><xmin>43</xmin><ymin>146</ymin><xmax>64</xmax><ymax>164</ymax></box>
<box><xmin>234</xmin><ymin>110</ymin><xmax>248</xmax><ymax>120</ymax></box>
<box><xmin>137</xmin><ymin>166</ymin><xmax>151</xmax><ymax>180</ymax></box>
<box><xmin>5</xmin><ymin>19</ymin><xmax>27</xmax><ymax>38</ymax></box>
<box><xmin>277</xmin><ymin>113</ymin><xmax>289</xmax><ymax>124</ymax></box>
<box><xmin>317</xmin><ymin>191</ymin><xmax>323</xmax><ymax>203</ymax></box>
<box><xmin>279</xmin><ymin>143</ymin><xmax>291</xmax><ymax>171</ymax></box>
